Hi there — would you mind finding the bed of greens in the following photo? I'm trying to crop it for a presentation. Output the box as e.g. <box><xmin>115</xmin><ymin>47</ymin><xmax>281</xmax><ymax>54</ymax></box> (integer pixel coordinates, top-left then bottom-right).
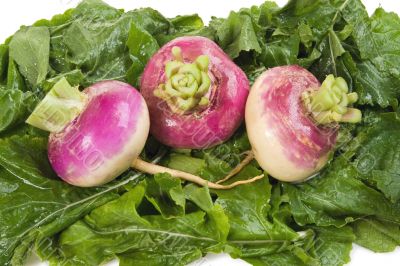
<box><xmin>0</xmin><ymin>0</ymin><xmax>399</xmax><ymax>265</ymax></box>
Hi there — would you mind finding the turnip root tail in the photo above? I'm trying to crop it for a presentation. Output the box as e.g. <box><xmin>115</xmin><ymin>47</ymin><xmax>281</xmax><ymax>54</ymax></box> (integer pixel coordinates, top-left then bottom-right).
<box><xmin>216</xmin><ymin>150</ymin><xmax>255</xmax><ymax>184</ymax></box>
<box><xmin>132</xmin><ymin>158</ymin><xmax>264</xmax><ymax>190</ymax></box>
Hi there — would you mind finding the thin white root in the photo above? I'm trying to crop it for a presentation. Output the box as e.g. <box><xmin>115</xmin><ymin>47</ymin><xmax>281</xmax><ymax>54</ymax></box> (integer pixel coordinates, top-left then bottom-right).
<box><xmin>216</xmin><ymin>150</ymin><xmax>255</xmax><ymax>184</ymax></box>
<box><xmin>132</xmin><ymin>157</ymin><xmax>263</xmax><ymax>190</ymax></box>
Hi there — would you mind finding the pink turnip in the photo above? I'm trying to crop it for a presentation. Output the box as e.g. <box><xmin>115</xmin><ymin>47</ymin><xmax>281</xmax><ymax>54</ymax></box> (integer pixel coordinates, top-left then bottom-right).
<box><xmin>245</xmin><ymin>65</ymin><xmax>361</xmax><ymax>182</ymax></box>
<box><xmin>26</xmin><ymin>78</ymin><xmax>262</xmax><ymax>188</ymax></box>
<box><xmin>140</xmin><ymin>36</ymin><xmax>249</xmax><ymax>149</ymax></box>
<box><xmin>27</xmin><ymin>79</ymin><xmax>150</xmax><ymax>187</ymax></box>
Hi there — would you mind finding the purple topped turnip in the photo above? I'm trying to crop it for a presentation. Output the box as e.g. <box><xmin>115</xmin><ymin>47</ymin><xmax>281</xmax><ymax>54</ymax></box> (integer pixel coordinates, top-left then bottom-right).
<box><xmin>27</xmin><ymin>78</ymin><xmax>262</xmax><ymax>188</ymax></box>
<box><xmin>245</xmin><ymin>65</ymin><xmax>361</xmax><ymax>182</ymax></box>
<box><xmin>27</xmin><ymin>79</ymin><xmax>150</xmax><ymax>187</ymax></box>
<box><xmin>140</xmin><ymin>36</ymin><xmax>249</xmax><ymax>149</ymax></box>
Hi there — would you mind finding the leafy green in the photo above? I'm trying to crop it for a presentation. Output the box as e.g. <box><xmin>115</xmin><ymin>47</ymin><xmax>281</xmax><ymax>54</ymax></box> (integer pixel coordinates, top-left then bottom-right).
<box><xmin>257</xmin><ymin>0</ymin><xmax>342</xmax><ymax>69</ymax></box>
<box><xmin>243</xmin><ymin>230</ymin><xmax>318</xmax><ymax>266</ymax></box>
<box><xmin>169</xmin><ymin>132</ymin><xmax>306</xmax><ymax>261</ymax></box>
<box><xmin>343</xmin><ymin>5</ymin><xmax>400</xmax><ymax>77</ymax></box>
<box><xmin>351</xmin><ymin>218</ymin><xmax>400</xmax><ymax>252</ymax></box>
<box><xmin>0</xmin><ymin>89</ymin><xmax>37</xmax><ymax>134</ymax></box>
<box><xmin>9</xmin><ymin>27</ymin><xmax>50</xmax><ymax>86</ymax></box>
<box><xmin>373</xmin><ymin>171</ymin><xmax>400</xmax><ymax>203</ymax></box>
<box><xmin>40</xmin><ymin>181</ymin><xmax>229</xmax><ymax>266</ymax></box>
<box><xmin>212</xmin><ymin>10</ymin><xmax>262</xmax><ymax>58</ymax></box>
<box><xmin>183</xmin><ymin>184</ymin><xmax>213</xmax><ymax>211</ymax></box>
<box><xmin>215</xmin><ymin>167</ymin><xmax>296</xmax><ymax>241</ymax></box>
<box><xmin>341</xmin><ymin>2</ymin><xmax>400</xmax><ymax>107</ymax></box>
<box><xmin>145</xmin><ymin>173</ymin><xmax>185</xmax><ymax>218</ymax></box>
<box><xmin>244</xmin><ymin>224</ymin><xmax>354</xmax><ymax>266</ymax></box>
<box><xmin>344</xmin><ymin>113</ymin><xmax>400</xmax><ymax>202</ymax></box>
<box><xmin>183</xmin><ymin>184</ymin><xmax>230</xmax><ymax>242</ymax></box>
<box><xmin>1</xmin><ymin>0</ymin><xmax>400</xmax><ymax>265</ymax></box>
<box><xmin>0</xmin><ymin>44</ymin><xmax>8</xmax><ymax>82</ymax></box>
<box><xmin>273</xmin><ymin>0</ymin><xmax>340</xmax><ymax>40</ymax></box>
<box><xmin>6</xmin><ymin>59</ymin><xmax>27</xmax><ymax>91</ymax></box>
<box><xmin>311</xmin><ymin>226</ymin><xmax>355</xmax><ymax>266</ymax></box>
<box><xmin>170</xmin><ymin>14</ymin><xmax>204</xmax><ymax>31</ymax></box>
<box><xmin>39</xmin><ymin>69</ymin><xmax>85</xmax><ymax>92</ymax></box>
<box><xmin>0</xmin><ymin>136</ymin><xmax>123</xmax><ymax>265</ymax></box>
<box><xmin>126</xmin><ymin>20</ymin><xmax>159</xmax><ymax>86</ymax></box>
<box><xmin>61</xmin><ymin>5</ymin><xmax>133</xmax><ymax>85</ymax></box>
<box><xmin>124</xmin><ymin>8</ymin><xmax>170</xmax><ymax>36</ymax></box>
<box><xmin>260</xmin><ymin>32</ymin><xmax>300</xmax><ymax>67</ymax></box>
<box><xmin>285</xmin><ymin>157</ymin><xmax>400</xmax><ymax>227</ymax></box>
<box><xmin>118</xmin><ymin>250</ymin><xmax>202</xmax><ymax>266</ymax></box>
<box><xmin>167</xmin><ymin>153</ymin><xmax>206</xmax><ymax>174</ymax></box>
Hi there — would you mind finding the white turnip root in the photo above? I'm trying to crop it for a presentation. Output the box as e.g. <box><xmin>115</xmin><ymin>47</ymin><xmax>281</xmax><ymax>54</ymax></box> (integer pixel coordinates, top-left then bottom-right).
<box><xmin>245</xmin><ymin>65</ymin><xmax>361</xmax><ymax>182</ymax></box>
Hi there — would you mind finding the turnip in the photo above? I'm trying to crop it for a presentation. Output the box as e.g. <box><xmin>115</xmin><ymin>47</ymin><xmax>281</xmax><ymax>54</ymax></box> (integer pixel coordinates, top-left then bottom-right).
<box><xmin>140</xmin><ymin>36</ymin><xmax>249</xmax><ymax>149</ymax></box>
<box><xmin>245</xmin><ymin>65</ymin><xmax>361</xmax><ymax>182</ymax></box>
<box><xmin>26</xmin><ymin>78</ymin><xmax>262</xmax><ymax>188</ymax></box>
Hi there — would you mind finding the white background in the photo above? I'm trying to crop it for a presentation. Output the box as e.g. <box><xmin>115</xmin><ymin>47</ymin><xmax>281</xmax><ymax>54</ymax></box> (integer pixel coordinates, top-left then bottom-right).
<box><xmin>1</xmin><ymin>0</ymin><xmax>399</xmax><ymax>265</ymax></box>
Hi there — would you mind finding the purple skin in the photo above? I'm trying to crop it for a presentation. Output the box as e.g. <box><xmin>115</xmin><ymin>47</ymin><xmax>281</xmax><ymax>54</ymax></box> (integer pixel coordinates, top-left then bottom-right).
<box><xmin>48</xmin><ymin>81</ymin><xmax>150</xmax><ymax>187</ymax></box>
<box><xmin>246</xmin><ymin>66</ymin><xmax>338</xmax><ymax>182</ymax></box>
<box><xmin>141</xmin><ymin>36</ymin><xmax>249</xmax><ymax>149</ymax></box>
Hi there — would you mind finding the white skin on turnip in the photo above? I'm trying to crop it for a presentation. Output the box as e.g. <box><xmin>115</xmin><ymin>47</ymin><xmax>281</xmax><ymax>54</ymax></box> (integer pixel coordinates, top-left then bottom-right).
<box><xmin>26</xmin><ymin>78</ymin><xmax>262</xmax><ymax>188</ymax></box>
<box><xmin>245</xmin><ymin>65</ymin><xmax>361</xmax><ymax>182</ymax></box>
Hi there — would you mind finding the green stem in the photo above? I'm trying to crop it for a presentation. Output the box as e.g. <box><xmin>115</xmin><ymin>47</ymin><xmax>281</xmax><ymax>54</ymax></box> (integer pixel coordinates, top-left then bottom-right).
<box><xmin>302</xmin><ymin>74</ymin><xmax>362</xmax><ymax>124</ymax></box>
<box><xmin>26</xmin><ymin>78</ymin><xmax>87</xmax><ymax>132</ymax></box>
<box><xmin>154</xmin><ymin>46</ymin><xmax>211</xmax><ymax>112</ymax></box>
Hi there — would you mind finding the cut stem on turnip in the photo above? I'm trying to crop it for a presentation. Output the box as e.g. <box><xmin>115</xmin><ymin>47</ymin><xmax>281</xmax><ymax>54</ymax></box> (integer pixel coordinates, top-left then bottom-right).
<box><xmin>153</xmin><ymin>46</ymin><xmax>212</xmax><ymax>112</ymax></box>
<box><xmin>301</xmin><ymin>74</ymin><xmax>361</xmax><ymax>124</ymax></box>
